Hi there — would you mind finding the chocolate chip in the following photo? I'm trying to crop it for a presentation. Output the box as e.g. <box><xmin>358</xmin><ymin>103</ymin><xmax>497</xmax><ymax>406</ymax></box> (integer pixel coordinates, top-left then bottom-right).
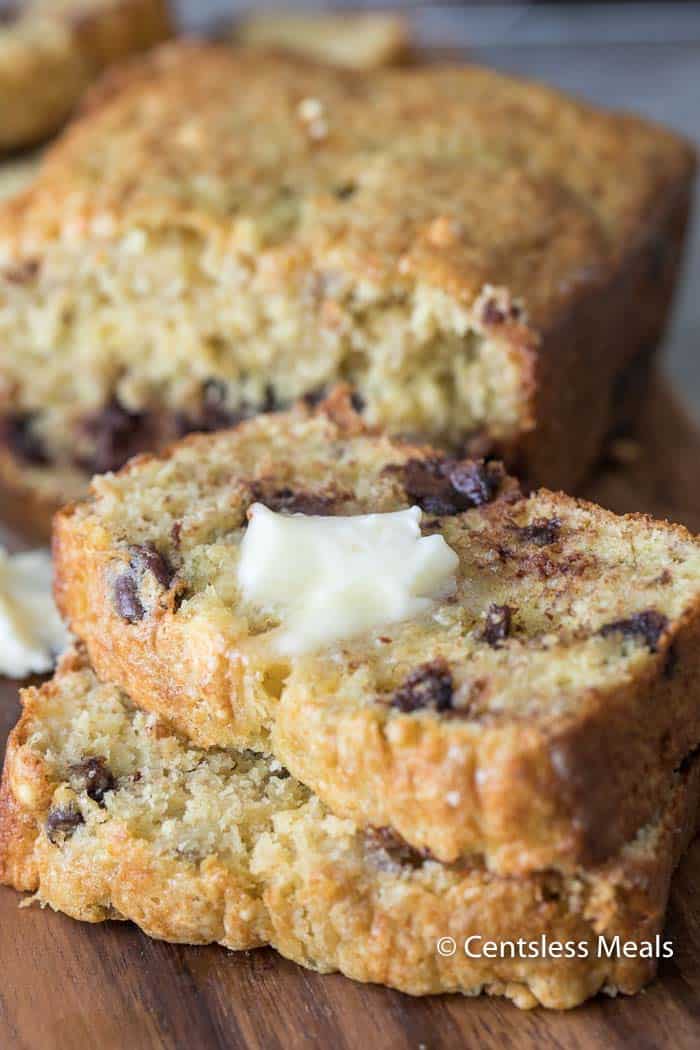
<box><xmin>402</xmin><ymin>458</ymin><xmax>503</xmax><ymax>516</ymax></box>
<box><xmin>70</xmin><ymin>757</ymin><xmax>115</xmax><ymax>804</ymax></box>
<box><xmin>334</xmin><ymin>181</ymin><xmax>357</xmax><ymax>200</ymax></box>
<box><xmin>482</xmin><ymin>299</ymin><xmax>507</xmax><ymax>325</ymax></box>
<box><xmin>197</xmin><ymin>378</ymin><xmax>239</xmax><ymax>432</ymax></box>
<box><xmin>482</xmin><ymin>604</ymin><xmax>513</xmax><ymax>647</ymax></box>
<box><xmin>403</xmin><ymin>459</ymin><xmax>459</xmax><ymax>515</ymax></box>
<box><xmin>114</xmin><ymin>573</ymin><xmax>145</xmax><ymax>623</ymax></box>
<box><xmin>481</xmin><ymin>297</ymin><xmax>522</xmax><ymax>326</ymax></box>
<box><xmin>46</xmin><ymin>805</ymin><xmax>84</xmax><ymax>844</ymax></box>
<box><xmin>130</xmin><ymin>542</ymin><xmax>174</xmax><ymax>589</ymax></box>
<box><xmin>178</xmin><ymin>380</ymin><xmax>279</xmax><ymax>437</ymax></box>
<box><xmin>302</xmin><ymin>386</ymin><xmax>327</xmax><ymax>408</ymax></box>
<box><xmin>350</xmin><ymin>390</ymin><xmax>365</xmax><ymax>413</ymax></box>
<box><xmin>113</xmin><ymin>542</ymin><xmax>174</xmax><ymax>621</ymax></box>
<box><xmin>3</xmin><ymin>258</ymin><xmax>40</xmax><ymax>283</ymax></box>
<box><xmin>391</xmin><ymin>660</ymin><xmax>454</xmax><ymax>713</ymax></box>
<box><xmin>365</xmin><ymin>826</ymin><xmax>430</xmax><ymax>868</ymax></box>
<box><xmin>448</xmin><ymin>460</ymin><xmax>501</xmax><ymax>507</ymax></box>
<box><xmin>251</xmin><ymin>484</ymin><xmax>337</xmax><ymax>516</ymax></box>
<box><xmin>514</xmin><ymin>517</ymin><xmax>561</xmax><ymax>546</ymax></box>
<box><xmin>599</xmin><ymin>609</ymin><xmax>668</xmax><ymax>653</ymax></box>
<box><xmin>1</xmin><ymin>413</ymin><xmax>48</xmax><ymax>465</ymax></box>
<box><xmin>79</xmin><ymin>397</ymin><xmax>151</xmax><ymax>474</ymax></box>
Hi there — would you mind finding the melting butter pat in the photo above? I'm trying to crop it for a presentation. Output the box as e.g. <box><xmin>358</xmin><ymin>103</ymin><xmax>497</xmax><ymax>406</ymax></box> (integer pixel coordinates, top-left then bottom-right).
<box><xmin>0</xmin><ymin>547</ymin><xmax>71</xmax><ymax>678</ymax></box>
<box><xmin>238</xmin><ymin>504</ymin><xmax>459</xmax><ymax>654</ymax></box>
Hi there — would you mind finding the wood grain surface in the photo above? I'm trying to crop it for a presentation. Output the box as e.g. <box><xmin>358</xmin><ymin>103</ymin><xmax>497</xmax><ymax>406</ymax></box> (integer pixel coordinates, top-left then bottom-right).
<box><xmin>1</xmin><ymin>377</ymin><xmax>700</xmax><ymax>1049</ymax></box>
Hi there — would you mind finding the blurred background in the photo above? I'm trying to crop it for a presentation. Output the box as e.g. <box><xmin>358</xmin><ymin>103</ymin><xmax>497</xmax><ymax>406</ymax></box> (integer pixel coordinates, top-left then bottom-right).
<box><xmin>173</xmin><ymin>1</ymin><xmax>700</xmax><ymax>417</ymax></box>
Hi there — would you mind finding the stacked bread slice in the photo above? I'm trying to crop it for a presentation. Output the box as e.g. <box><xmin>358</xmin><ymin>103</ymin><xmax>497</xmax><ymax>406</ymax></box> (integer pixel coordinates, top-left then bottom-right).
<box><xmin>3</xmin><ymin>395</ymin><xmax>700</xmax><ymax>1009</ymax></box>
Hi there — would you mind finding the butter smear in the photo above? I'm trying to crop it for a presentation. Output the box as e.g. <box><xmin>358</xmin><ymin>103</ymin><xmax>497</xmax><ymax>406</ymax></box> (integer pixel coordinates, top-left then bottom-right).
<box><xmin>238</xmin><ymin>504</ymin><xmax>459</xmax><ymax>654</ymax></box>
<box><xmin>0</xmin><ymin>548</ymin><xmax>71</xmax><ymax>678</ymax></box>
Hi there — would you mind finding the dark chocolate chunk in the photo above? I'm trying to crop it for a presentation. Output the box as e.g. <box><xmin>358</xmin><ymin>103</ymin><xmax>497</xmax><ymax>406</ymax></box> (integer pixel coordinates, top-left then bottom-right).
<box><xmin>113</xmin><ymin>541</ymin><xmax>174</xmax><ymax>621</ymax></box>
<box><xmin>481</xmin><ymin>299</ymin><xmax>507</xmax><ymax>325</ymax></box>
<box><xmin>251</xmin><ymin>484</ymin><xmax>337</xmax><ymax>517</ymax></box>
<box><xmin>80</xmin><ymin>397</ymin><xmax>151</xmax><ymax>474</ymax></box>
<box><xmin>1</xmin><ymin>413</ymin><xmax>48</xmax><ymax>465</ymax></box>
<box><xmin>70</xmin><ymin>757</ymin><xmax>115</xmax><ymax>804</ymax></box>
<box><xmin>46</xmin><ymin>804</ymin><xmax>84</xmax><ymax>843</ymax></box>
<box><xmin>114</xmin><ymin>573</ymin><xmax>145</xmax><ymax>623</ymax></box>
<box><xmin>599</xmin><ymin>609</ymin><xmax>669</xmax><ymax>653</ymax></box>
<box><xmin>3</xmin><ymin>258</ymin><xmax>40</xmax><ymax>283</ymax></box>
<box><xmin>481</xmin><ymin>297</ymin><xmax>522</xmax><ymax>326</ymax></box>
<box><xmin>514</xmin><ymin>517</ymin><xmax>561</xmax><ymax>546</ymax></box>
<box><xmin>197</xmin><ymin>378</ymin><xmax>239</xmax><ymax>432</ymax></box>
<box><xmin>482</xmin><ymin>604</ymin><xmax>513</xmax><ymax>647</ymax></box>
<box><xmin>448</xmin><ymin>460</ymin><xmax>500</xmax><ymax>507</ymax></box>
<box><xmin>402</xmin><ymin>459</ymin><xmax>460</xmax><ymax>516</ymax></box>
<box><xmin>391</xmin><ymin>660</ymin><xmax>454</xmax><ymax>713</ymax></box>
<box><xmin>402</xmin><ymin>458</ymin><xmax>503</xmax><ymax>516</ymax></box>
<box><xmin>302</xmin><ymin>386</ymin><xmax>327</xmax><ymax>408</ymax></box>
<box><xmin>130</xmin><ymin>542</ymin><xmax>174</xmax><ymax>589</ymax></box>
<box><xmin>349</xmin><ymin>390</ymin><xmax>365</xmax><ymax>414</ymax></box>
<box><xmin>178</xmin><ymin>380</ymin><xmax>280</xmax><ymax>437</ymax></box>
<box><xmin>334</xmin><ymin>181</ymin><xmax>357</xmax><ymax>200</ymax></box>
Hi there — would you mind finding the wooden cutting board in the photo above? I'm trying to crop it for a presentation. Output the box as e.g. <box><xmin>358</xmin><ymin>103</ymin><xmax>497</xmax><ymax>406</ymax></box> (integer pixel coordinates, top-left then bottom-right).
<box><xmin>1</xmin><ymin>379</ymin><xmax>700</xmax><ymax>1049</ymax></box>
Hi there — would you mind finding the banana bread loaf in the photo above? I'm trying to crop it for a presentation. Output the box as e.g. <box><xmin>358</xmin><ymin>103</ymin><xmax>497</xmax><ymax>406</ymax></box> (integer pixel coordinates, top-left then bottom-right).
<box><xmin>0</xmin><ymin>42</ymin><xmax>694</xmax><ymax>532</ymax></box>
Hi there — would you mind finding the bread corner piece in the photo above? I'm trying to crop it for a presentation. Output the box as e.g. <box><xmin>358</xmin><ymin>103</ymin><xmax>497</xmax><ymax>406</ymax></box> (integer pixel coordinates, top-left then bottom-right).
<box><xmin>0</xmin><ymin>42</ymin><xmax>694</xmax><ymax>532</ymax></box>
<box><xmin>2</xmin><ymin>648</ymin><xmax>698</xmax><ymax>1010</ymax></box>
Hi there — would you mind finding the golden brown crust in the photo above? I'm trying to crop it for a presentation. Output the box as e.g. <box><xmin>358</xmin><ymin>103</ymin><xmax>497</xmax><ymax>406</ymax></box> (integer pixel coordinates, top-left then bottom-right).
<box><xmin>2</xmin><ymin>654</ymin><xmax>698</xmax><ymax>1009</ymax></box>
<box><xmin>52</xmin><ymin>403</ymin><xmax>700</xmax><ymax>874</ymax></box>
<box><xmin>11</xmin><ymin>44</ymin><xmax>692</xmax><ymax>314</ymax></box>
